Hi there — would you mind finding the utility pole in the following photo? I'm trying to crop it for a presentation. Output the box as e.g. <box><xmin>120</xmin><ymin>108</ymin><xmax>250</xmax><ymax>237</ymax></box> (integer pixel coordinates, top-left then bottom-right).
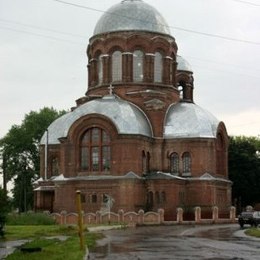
<box><xmin>76</xmin><ymin>190</ymin><xmax>85</xmax><ymax>251</ymax></box>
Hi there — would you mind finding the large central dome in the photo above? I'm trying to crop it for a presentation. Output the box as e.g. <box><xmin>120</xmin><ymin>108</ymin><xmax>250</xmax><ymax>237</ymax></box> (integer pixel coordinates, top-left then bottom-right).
<box><xmin>93</xmin><ymin>0</ymin><xmax>171</xmax><ymax>36</ymax></box>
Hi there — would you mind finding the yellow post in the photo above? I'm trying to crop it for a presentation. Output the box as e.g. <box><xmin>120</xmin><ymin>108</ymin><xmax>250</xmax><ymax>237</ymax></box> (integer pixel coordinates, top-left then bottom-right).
<box><xmin>76</xmin><ymin>190</ymin><xmax>85</xmax><ymax>251</ymax></box>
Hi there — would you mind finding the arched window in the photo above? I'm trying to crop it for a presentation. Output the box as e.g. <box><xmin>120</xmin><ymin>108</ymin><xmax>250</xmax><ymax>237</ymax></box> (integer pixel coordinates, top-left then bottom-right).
<box><xmin>161</xmin><ymin>192</ymin><xmax>166</xmax><ymax>203</ymax></box>
<box><xmin>81</xmin><ymin>193</ymin><xmax>86</xmax><ymax>203</ymax></box>
<box><xmin>154</xmin><ymin>52</ymin><xmax>163</xmax><ymax>83</ymax></box>
<box><xmin>112</xmin><ymin>51</ymin><xmax>122</xmax><ymax>82</ymax></box>
<box><xmin>133</xmin><ymin>50</ymin><xmax>144</xmax><ymax>82</ymax></box>
<box><xmin>178</xmin><ymin>84</ymin><xmax>184</xmax><ymax>99</ymax></box>
<box><xmin>216</xmin><ymin>133</ymin><xmax>226</xmax><ymax>176</ymax></box>
<box><xmin>97</xmin><ymin>55</ymin><xmax>103</xmax><ymax>84</ymax></box>
<box><xmin>142</xmin><ymin>151</ymin><xmax>150</xmax><ymax>174</ymax></box>
<box><xmin>80</xmin><ymin>127</ymin><xmax>111</xmax><ymax>173</ymax></box>
<box><xmin>50</xmin><ymin>157</ymin><xmax>59</xmax><ymax>176</ymax></box>
<box><xmin>91</xmin><ymin>194</ymin><xmax>97</xmax><ymax>203</ymax></box>
<box><xmin>182</xmin><ymin>152</ymin><xmax>191</xmax><ymax>176</ymax></box>
<box><xmin>170</xmin><ymin>152</ymin><xmax>179</xmax><ymax>175</ymax></box>
<box><xmin>147</xmin><ymin>152</ymin><xmax>150</xmax><ymax>173</ymax></box>
<box><xmin>142</xmin><ymin>151</ymin><xmax>146</xmax><ymax>174</ymax></box>
<box><xmin>170</xmin><ymin>58</ymin><xmax>173</xmax><ymax>84</ymax></box>
<box><xmin>147</xmin><ymin>191</ymin><xmax>154</xmax><ymax>210</ymax></box>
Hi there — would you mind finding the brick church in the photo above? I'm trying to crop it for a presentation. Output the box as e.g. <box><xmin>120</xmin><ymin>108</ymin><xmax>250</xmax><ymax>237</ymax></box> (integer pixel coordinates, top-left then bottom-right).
<box><xmin>34</xmin><ymin>0</ymin><xmax>232</xmax><ymax>220</ymax></box>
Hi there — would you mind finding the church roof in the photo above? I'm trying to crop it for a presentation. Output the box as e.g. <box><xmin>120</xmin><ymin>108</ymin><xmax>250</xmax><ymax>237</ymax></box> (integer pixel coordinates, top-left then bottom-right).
<box><xmin>40</xmin><ymin>95</ymin><xmax>153</xmax><ymax>145</ymax></box>
<box><xmin>93</xmin><ymin>0</ymin><xmax>171</xmax><ymax>36</ymax></box>
<box><xmin>177</xmin><ymin>55</ymin><xmax>193</xmax><ymax>72</ymax></box>
<box><xmin>50</xmin><ymin>172</ymin><xmax>143</xmax><ymax>182</ymax></box>
<box><xmin>164</xmin><ymin>102</ymin><xmax>220</xmax><ymax>139</ymax></box>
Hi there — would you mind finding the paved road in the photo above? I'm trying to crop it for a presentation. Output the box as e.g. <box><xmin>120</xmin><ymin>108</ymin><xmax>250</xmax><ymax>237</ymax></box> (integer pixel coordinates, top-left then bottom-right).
<box><xmin>89</xmin><ymin>224</ymin><xmax>260</xmax><ymax>260</ymax></box>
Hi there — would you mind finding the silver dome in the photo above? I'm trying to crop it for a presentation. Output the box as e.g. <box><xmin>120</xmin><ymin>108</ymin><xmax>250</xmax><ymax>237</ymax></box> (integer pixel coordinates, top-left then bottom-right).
<box><xmin>164</xmin><ymin>102</ymin><xmax>219</xmax><ymax>139</ymax></box>
<box><xmin>41</xmin><ymin>95</ymin><xmax>153</xmax><ymax>145</ymax></box>
<box><xmin>177</xmin><ymin>55</ymin><xmax>193</xmax><ymax>72</ymax></box>
<box><xmin>93</xmin><ymin>0</ymin><xmax>171</xmax><ymax>36</ymax></box>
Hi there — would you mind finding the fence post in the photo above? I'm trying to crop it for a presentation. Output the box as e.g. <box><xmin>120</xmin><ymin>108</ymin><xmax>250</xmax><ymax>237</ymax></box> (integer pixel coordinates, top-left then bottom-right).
<box><xmin>212</xmin><ymin>206</ymin><xmax>219</xmax><ymax>223</ymax></box>
<box><xmin>194</xmin><ymin>207</ymin><xmax>201</xmax><ymax>223</ymax></box>
<box><xmin>158</xmin><ymin>209</ymin><xmax>164</xmax><ymax>224</ymax></box>
<box><xmin>138</xmin><ymin>209</ymin><xmax>144</xmax><ymax>225</ymax></box>
<box><xmin>177</xmin><ymin>208</ymin><xmax>183</xmax><ymax>224</ymax></box>
<box><xmin>230</xmin><ymin>206</ymin><xmax>236</xmax><ymax>223</ymax></box>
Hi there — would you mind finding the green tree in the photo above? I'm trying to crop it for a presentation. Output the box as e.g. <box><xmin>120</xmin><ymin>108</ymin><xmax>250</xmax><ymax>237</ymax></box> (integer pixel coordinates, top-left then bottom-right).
<box><xmin>229</xmin><ymin>136</ymin><xmax>260</xmax><ymax>212</ymax></box>
<box><xmin>0</xmin><ymin>107</ymin><xmax>65</xmax><ymax>212</ymax></box>
<box><xmin>0</xmin><ymin>186</ymin><xmax>10</xmax><ymax>237</ymax></box>
<box><xmin>0</xmin><ymin>186</ymin><xmax>10</xmax><ymax>215</ymax></box>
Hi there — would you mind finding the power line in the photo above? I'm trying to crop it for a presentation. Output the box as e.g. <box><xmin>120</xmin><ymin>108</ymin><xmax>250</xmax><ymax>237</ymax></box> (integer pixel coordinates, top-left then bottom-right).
<box><xmin>0</xmin><ymin>26</ymin><xmax>82</xmax><ymax>45</ymax></box>
<box><xmin>0</xmin><ymin>18</ymin><xmax>86</xmax><ymax>39</ymax></box>
<box><xmin>232</xmin><ymin>0</ymin><xmax>260</xmax><ymax>7</ymax></box>
<box><xmin>51</xmin><ymin>0</ymin><xmax>260</xmax><ymax>46</ymax></box>
<box><xmin>194</xmin><ymin>64</ymin><xmax>260</xmax><ymax>79</ymax></box>
<box><xmin>186</xmin><ymin>56</ymin><xmax>260</xmax><ymax>79</ymax></box>
<box><xmin>186</xmin><ymin>55</ymin><xmax>260</xmax><ymax>73</ymax></box>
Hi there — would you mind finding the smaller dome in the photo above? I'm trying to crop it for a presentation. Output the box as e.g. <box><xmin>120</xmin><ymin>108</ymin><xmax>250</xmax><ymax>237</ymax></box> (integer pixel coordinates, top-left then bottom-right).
<box><xmin>41</xmin><ymin>95</ymin><xmax>153</xmax><ymax>144</ymax></box>
<box><xmin>93</xmin><ymin>0</ymin><xmax>171</xmax><ymax>36</ymax></box>
<box><xmin>177</xmin><ymin>55</ymin><xmax>193</xmax><ymax>72</ymax></box>
<box><xmin>164</xmin><ymin>102</ymin><xmax>219</xmax><ymax>139</ymax></box>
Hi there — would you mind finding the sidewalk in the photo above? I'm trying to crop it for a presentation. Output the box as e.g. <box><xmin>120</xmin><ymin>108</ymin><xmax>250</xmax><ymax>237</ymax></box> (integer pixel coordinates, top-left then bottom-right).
<box><xmin>0</xmin><ymin>239</ymin><xmax>29</xmax><ymax>259</ymax></box>
<box><xmin>87</xmin><ymin>225</ymin><xmax>123</xmax><ymax>232</ymax></box>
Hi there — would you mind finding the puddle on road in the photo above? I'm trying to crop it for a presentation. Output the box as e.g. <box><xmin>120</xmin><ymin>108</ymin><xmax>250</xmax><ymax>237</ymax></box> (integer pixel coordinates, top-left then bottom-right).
<box><xmin>92</xmin><ymin>243</ymin><xmax>132</xmax><ymax>255</ymax></box>
<box><xmin>192</xmin><ymin>226</ymin><xmax>240</xmax><ymax>241</ymax></box>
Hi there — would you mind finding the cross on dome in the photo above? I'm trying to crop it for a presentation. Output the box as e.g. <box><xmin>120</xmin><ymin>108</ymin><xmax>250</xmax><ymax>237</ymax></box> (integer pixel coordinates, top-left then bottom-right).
<box><xmin>108</xmin><ymin>84</ymin><xmax>114</xmax><ymax>95</ymax></box>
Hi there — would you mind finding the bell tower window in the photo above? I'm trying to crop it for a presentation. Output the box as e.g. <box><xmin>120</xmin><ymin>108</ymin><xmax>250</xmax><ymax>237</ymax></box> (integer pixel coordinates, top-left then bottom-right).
<box><xmin>97</xmin><ymin>55</ymin><xmax>103</xmax><ymax>84</ymax></box>
<box><xmin>112</xmin><ymin>51</ymin><xmax>122</xmax><ymax>82</ymax></box>
<box><xmin>80</xmin><ymin>127</ymin><xmax>111</xmax><ymax>173</ymax></box>
<box><xmin>154</xmin><ymin>52</ymin><xmax>163</xmax><ymax>83</ymax></box>
<box><xmin>133</xmin><ymin>50</ymin><xmax>144</xmax><ymax>82</ymax></box>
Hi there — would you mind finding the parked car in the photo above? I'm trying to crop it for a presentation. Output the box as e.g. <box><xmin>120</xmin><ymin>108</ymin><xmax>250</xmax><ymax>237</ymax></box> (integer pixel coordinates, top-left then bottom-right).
<box><xmin>238</xmin><ymin>211</ymin><xmax>260</xmax><ymax>227</ymax></box>
<box><xmin>252</xmin><ymin>211</ymin><xmax>260</xmax><ymax>227</ymax></box>
<box><xmin>238</xmin><ymin>211</ymin><xmax>254</xmax><ymax>227</ymax></box>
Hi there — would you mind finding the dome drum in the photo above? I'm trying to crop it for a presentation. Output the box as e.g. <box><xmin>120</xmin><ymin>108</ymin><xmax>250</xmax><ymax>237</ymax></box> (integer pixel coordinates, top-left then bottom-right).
<box><xmin>87</xmin><ymin>37</ymin><xmax>178</xmax><ymax>92</ymax></box>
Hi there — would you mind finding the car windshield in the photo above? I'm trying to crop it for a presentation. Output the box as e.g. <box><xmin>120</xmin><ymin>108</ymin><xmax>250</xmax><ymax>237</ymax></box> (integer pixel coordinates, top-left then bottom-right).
<box><xmin>241</xmin><ymin>212</ymin><xmax>253</xmax><ymax>216</ymax></box>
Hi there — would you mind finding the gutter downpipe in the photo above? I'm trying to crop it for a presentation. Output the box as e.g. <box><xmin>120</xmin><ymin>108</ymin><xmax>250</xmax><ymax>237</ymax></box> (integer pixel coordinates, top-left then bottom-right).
<box><xmin>44</xmin><ymin>129</ymin><xmax>48</xmax><ymax>180</ymax></box>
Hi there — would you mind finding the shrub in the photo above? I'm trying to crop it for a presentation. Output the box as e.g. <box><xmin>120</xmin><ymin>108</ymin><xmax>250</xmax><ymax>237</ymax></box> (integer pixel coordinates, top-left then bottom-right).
<box><xmin>6</xmin><ymin>212</ymin><xmax>56</xmax><ymax>225</ymax></box>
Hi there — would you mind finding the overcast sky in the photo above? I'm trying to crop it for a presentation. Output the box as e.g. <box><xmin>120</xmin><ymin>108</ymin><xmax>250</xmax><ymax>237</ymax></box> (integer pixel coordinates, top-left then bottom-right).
<box><xmin>1</xmin><ymin>0</ymin><xmax>260</xmax><ymax>139</ymax></box>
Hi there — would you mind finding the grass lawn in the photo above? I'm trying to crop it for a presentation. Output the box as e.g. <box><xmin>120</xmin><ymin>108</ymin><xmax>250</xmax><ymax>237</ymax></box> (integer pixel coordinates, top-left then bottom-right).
<box><xmin>1</xmin><ymin>225</ymin><xmax>102</xmax><ymax>260</ymax></box>
<box><xmin>245</xmin><ymin>227</ymin><xmax>260</xmax><ymax>238</ymax></box>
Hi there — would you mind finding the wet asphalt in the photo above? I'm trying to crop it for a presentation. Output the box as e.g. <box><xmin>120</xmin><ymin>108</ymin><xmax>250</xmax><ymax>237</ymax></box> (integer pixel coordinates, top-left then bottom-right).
<box><xmin>89</xmin><ymin>224</ymin><xmax>260</xmax><ymax>260</ymax></box>
<box><xmin>1</xmin><ymin>224</ymin><xmax>259</xmax><ymax>259</ymax></box>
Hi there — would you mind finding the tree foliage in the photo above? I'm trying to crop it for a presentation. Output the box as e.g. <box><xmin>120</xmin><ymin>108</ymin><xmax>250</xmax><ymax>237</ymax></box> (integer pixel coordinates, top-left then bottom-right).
<box><xmin>0</xmin><ymin>187</ymin><xmax>10</xmax><ymax>216</ymax></box>
<box><xmin>229</xmin><ymin>136</ymin><xmax>260</xmax><ymax>211</ymax></box>
<box><xmin>0</xmin><ymin>187</ymin><xmax>10</xmax><ymax>237</ymax></box>
<box><xmin>0</xmin><ymin>107</ymin><xmax>65</xmax><ymax>212</ymax></box>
